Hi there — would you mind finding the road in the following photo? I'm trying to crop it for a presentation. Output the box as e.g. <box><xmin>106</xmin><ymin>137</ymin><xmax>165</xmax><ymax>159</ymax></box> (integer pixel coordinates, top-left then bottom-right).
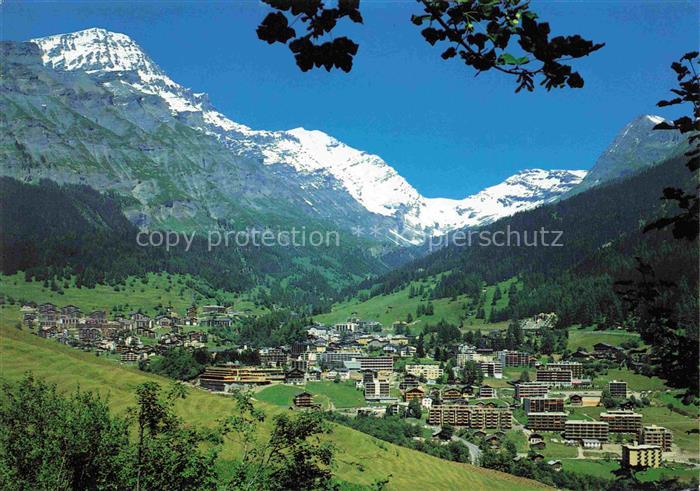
<box><xmin>452</xmin><ymin>435</ymin><xmax>483</xmax><ymax>464</ymax></box>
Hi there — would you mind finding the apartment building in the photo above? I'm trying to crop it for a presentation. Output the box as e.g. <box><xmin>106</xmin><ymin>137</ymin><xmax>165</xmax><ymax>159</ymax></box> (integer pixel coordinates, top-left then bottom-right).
<box><xmin>497</xmin><ymin>350</ymin><xmax>532</xmax><ymax>367</ymax></box>
<box><xmin>199</xmin><ymin>366</ymin><xmax>284</xmax><ymax>391</ymax></box>
<box><xmin>515</xmin><ymin>382</ymin><xmax>549</xmax><ymax>400</ymax></box>
<box><xmin>608</xmin><ymin>380</ymin><xmax>628</xmax><ymax>398</ymax></box>
<box><xmin>600</xmin><ymin>410</ymin><xmax>643</xmax><ymax>433</ymax></box>
<box><xmin>478</xmin><ymin>361</ymin><xmax>503</xmax><ymax>379</ymax></box>
<box><xmin>564</xmin><ymin>420</ymin><xmax>609</xmax><ymax>442</ymax></box>
<box><xmin>545</xmin><ymin>361</ymin><xmax>584</xmax><ymax>379</ymax></box>
<box><xmin>622</xmin><ymin>444</ymin><xmax>662</xmax><ymax>469</ymax></box>
<box><xmin>364</xmin><ymin>371</ymin><xmax>391</xmax><ymax>401</ymax></box>
<box><xmin>638</xmin><ymin>425</ymin><xmax>673</xmax><ymax>452</ymax></box>
<box><xmin>523</xmin><ymin>397</ymin><xmax>565</xmax><ymax>414</ymax></box>
<box><xmin>428</xmin><ymin>405</ymin><xmax>512</xmax><ymax>430</ymax></box>
<box><xmin>535</xmin><ymin>368</ymin><xmax>573</xmax><ymax>386</ymax></box>
<box><xmin>318</xmin><ymin>350</ymin><xmax>362</xmax><ymax>368</ymax></box>
<box><xmin>357</xmin><ymin>356</ymin><xmax>394</xmax><ymax>372</ymax></box>
<box><xmin>406</xmin><ymin>364</ymin><xmax>444</xmax><ymax>381</ymax></box>
<box><xmin>527</xmin><ymin>412</ymin><xmax>568</xmax><ymax>431</ymax></box>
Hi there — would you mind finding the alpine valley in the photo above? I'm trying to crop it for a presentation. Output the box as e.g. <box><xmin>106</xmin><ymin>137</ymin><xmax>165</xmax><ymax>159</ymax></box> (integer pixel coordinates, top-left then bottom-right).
<box><xmin>1</xmin><ymin>21</ymin><xmax>699</xmax><ymax>491</ymax></box>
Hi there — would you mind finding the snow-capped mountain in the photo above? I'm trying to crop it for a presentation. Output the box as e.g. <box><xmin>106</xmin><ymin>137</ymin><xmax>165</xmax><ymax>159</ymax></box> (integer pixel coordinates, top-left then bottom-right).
<box><xmin>29</xmin><ymin>28</ymin><xmax>586</xmax><ymax>243</ymax></box>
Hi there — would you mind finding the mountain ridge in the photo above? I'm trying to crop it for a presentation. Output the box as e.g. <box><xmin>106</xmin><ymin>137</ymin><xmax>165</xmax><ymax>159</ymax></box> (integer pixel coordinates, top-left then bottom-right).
<box><xmin>28</xmin><ymin>27</ymin><xmax>587</xmax><ymax>243</ymax></box>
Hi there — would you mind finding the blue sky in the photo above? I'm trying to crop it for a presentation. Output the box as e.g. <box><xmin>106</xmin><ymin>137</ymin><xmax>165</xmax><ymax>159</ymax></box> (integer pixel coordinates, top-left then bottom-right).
<box><xmin>2</xmin><ymin>1</ymin><xmax>697</xmax><ymax>197</ymax></box>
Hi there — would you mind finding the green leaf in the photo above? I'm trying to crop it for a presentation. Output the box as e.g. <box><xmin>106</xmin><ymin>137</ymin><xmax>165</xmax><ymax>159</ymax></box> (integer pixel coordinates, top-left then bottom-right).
<box><xmin>498</xmin><ymin>53</ymin><xmax>529</xmax><ymax>66</ymax></box>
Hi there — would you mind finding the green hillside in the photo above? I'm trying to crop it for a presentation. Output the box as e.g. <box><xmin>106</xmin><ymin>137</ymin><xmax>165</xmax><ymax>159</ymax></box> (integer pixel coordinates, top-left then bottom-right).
<box><xmin>315</xmin><ymin>276</ymin><xmax>517</xmax><ymax>331</ymax></box>
<box><xmin>0</xmin><ymin>324</ymin><xmax>547</xmax><ymax>490</ymax></box>
<box><xmin>0</xmin><ymin>272</ymin><xmax>264</xmax><ymax>319</ymax></box>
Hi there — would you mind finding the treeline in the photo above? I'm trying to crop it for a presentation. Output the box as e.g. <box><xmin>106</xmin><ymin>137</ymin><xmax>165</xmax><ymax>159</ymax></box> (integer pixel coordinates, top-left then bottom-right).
<box><xmin>0</xmin><ymin>177</ymin><xmax>384</xmax><ymax>312</ymax></box>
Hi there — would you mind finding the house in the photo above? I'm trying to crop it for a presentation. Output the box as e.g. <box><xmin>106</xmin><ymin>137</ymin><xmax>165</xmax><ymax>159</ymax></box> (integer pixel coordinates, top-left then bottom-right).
<box><xmin>530</xmin><ymin>441</ymin><xmax>546</xmax><ymax>451</ymax></box>
<box><xmin>582</xmin><ymin>439</ymin><xmax>602</xmax><ymax>449</ymax></box>
<box><xmin>528</xmin><ymin>453</ymin><xmax>545</xmax><ymax>462</ymax></box>
<box><xmin>60</xmin><ymin>305</ymin><xmax>82</xmax><ymax>326</ymax></box>
<box><xmin>307</xmin><ymin>368</ymin><xmax>322</xmax><ymax>381</ymax></box>
<box><xmin>442</xmin><ymin>387</ymin><xmax>463</xmax><ymax>401</ymax></box>
<box><xmin>406</xmin><ymin>364</ymin><xmax>443</xmax><ymax>381</ymax></box>
<box><xmin>547</xmin><ymin>460</ymin><xmax>562</xmax><ymax>472</ymax></box>
<box><xmin>478</xmin><ymin>385</ymin><xmax>496</xmax><ymax>399</ymax></box>
<box><xmin>187</xmin><ymin>331</ymin><xmax>208</xmax><ymax>343</ymax></box>
<box><xmin>293</xmin><ymin>392</ymin><xmax>320</xmax><ymax>409</ymax></box>
<box><xmin>130</xmin><ymin>312</ymin><xmax>152</xmax><ymax>330</ymax></box>
<box><xmin>568</xmin><ymin>394</ymin><xmax>583</xmax><ymax>406</ymax></box>
<box><xmin>484</xmin><ymin>434</ymin><xmax>502</xmax><ymax>448</ymax></box>
<box><xmin>399</xmin><ymin>373</ymin><xmax>420</xmax><ymax>391</ymax></box>
<box><xmin>398</xmin><ymin>345</ymin><xmax>417</xmax><ymax>358</ymax></box>
<box><xmin>403</xmin><ymin>386</ymin><xmax>426</xmax><ymax>402</ymax></box>
<box><xmin>285</xmin><ymin>368</ymin><xmax>306</xmax><ymax>385</ymax></box>
<box><xmin>528</xmin><ymin>433</ymin><xmax>544</xmax><ymax>445</ymax></box>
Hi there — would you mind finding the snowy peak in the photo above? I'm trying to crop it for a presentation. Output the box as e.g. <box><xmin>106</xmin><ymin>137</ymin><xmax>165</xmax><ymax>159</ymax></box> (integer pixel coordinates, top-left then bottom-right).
<box><xmin>31</xmin><ymin>28</ymin><xmax>161</xmax><ymax>76</ymax></box>
<box><xmin>28</xmin><ymin>28</ymin><xmax>588</xmax><ymax>243</ymax></box>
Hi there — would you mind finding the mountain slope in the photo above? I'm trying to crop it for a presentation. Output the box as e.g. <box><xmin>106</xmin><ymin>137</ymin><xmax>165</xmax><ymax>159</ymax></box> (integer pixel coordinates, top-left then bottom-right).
<box><xmin>347</xmin><ymin>151</ymin><xmax>697</xmax><ymax>315</ymax></box>
<box><xmin>0</xmin><ymin>323</ymin><xmax>548</xmax><ymax>490</ymax></box>
<box><xmin>22</xmin><ymin>28</ymin><xmax>585</xmax><ymax>242</ymax></box>
<box><xmin>568</xmin><ymin>114</ymin><xmax>685</xmax><ymax>194</ymax></box>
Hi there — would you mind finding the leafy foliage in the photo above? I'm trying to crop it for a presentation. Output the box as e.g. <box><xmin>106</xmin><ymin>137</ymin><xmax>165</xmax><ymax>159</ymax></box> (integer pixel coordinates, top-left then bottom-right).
<box><xmin>412</xmin><ymin>0</ymin><xmax>604</xmax><ymax>91</ymax></box>
<box><xmin>257</xmin><ymin>0</ymin><xmax>604</xmax><ymax>91</ymax></box>
<box><xmin>222</xmin><ymin>390</ymin><xmax>335</xmax><ymax>491</ymax></box>
<box><xmin>257</xmin><ymin>0</ymin><xmax>362</xmax><ymax>72</ymax></box>
<box><xmin>644</xmin><ymin>51</ymin><xmax>699</xmax><ymax>240</ymax></box>
<box><xmin>0</xmin><ymin>376</ymin><xmax>218</xmax><ymax>491</ymax></box>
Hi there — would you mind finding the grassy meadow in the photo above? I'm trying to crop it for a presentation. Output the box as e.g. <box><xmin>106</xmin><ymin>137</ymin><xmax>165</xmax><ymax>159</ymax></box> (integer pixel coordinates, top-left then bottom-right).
<box><xmin>0</xmin><ymin>323</ymin><xmax>547</xmax><ymax>490</ymax></box>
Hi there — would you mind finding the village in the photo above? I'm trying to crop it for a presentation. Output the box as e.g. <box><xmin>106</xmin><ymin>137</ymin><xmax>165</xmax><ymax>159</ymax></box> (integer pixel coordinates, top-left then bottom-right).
<box><xmin>18</xmin><ymin>301</ymin><xmax>698</xmax><ymax>478</ymax></box>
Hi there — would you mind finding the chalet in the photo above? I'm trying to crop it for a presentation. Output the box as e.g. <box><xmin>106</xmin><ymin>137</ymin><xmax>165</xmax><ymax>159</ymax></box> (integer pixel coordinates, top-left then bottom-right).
<box><xmin>485</xmin><ymin>434</ymin><xmax>502</xmax><ymax>448</ymax></box>
<box><xmin>155</xmin><ymin>315</ymin><xmax>175</xmax><ymax>328</ymax></box>
<box><xmin>479</xmin><ymin>385</ymin><xmax>496</xmax><ymax>399</ymax></box>
<box><xmin>294</xmin><ymin>392</ymin><xmax>321</xmax><ymax>409</ymax></box>
<box><xmin>531</xmin><ymin>441</ymin><xmax>546</xmax><ymax>451</ymax></box>
<box><xmin>568</xmin><ymin>394</ymin><xmax>583</xmax><ymax>406</ymax></box>
<box><xmin>442</xmin><ymin>387</ymin><xmax>463</xmax><ymax>401</ymax></box>
<box><xmin>399</xmin><ymin>373</ymin><xmax>420</xmax><ymax>391</ymax></box>
<box><xmin>201</xmin><ymin>316</ymin><xmax>233</xmax><ymax>328</ymax></box>
<box><xmin>187</xmin><ymin>331</ymin><xmax>208</xmax><ymax>343</ymax></box>
<box><xmin>60</xmin><ymin>305</ymin><xmax>82</xmax><ymax>326</ymax></box>
<box><xmin>527</xmin><ymin>433</ymin><xmax>544</xmax><ymax>445</ymax></box>
<box><xmin>528</xmin><ymin>453</ymin><xmax>545</xmax><ymax>462</ymax></box>
<box><xmin>130</xmin><ymin>312</ymin><xmax>153</xmax><ymax>330</ymax></box>
<box><xmin>570</xmin><ymin>349</ymin><xmax>593</xmax><ymax>360</ymax></box>
<box><xmin>403</xmin><ymin>386</ymin><xmax>426</xmax><ymax>402</ymax></box>
<box><xmin>285</xmin><ymin>368</ymin><xmax>306</xmax><ymax>385</ymax></box>
<box><xmin>79</xmin><ymin>326</ymin><xmax>101</xmax><ymax>343</ymax></box>
<box><xmin>137</xmin><ymin>327</ymin><xmax>157</xmax><ymax>338</ymax></box>
<box><xmin>202</xmin><ymin>305</ymin><xmax>226</xmax><ymax>315</ymax></box>
<box><xmin>88</xmin><ymin>310</ymin><xmax>107</xmax><ymax>323</ymax></box>
<box><xmin>307</xmin><ymin>368</ymin><xmax>322</xmax><ymax>381</ymax></box>
<box><xmin>38</xmin><ymin>325</ymin><xmax>58</xmax><ymax>339</ymax></box>
<box><xmin>398</xmin><ymin>345</ymin><xmax>417</xmax><ymax>357</ymax></box>
<box><xmin>547</xmin><ymin>460</ymin><xmax>563</xmax><ymax>472</ymax></box>
<box><xmin>593</xmin><ymin>343</ymin><xmax>624</xmax><ymax>360</ymax></box>
<box><xmin>37</xmin><ymin>302</ymin><xmax>58</xmax><ymax>314</ymax></box>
